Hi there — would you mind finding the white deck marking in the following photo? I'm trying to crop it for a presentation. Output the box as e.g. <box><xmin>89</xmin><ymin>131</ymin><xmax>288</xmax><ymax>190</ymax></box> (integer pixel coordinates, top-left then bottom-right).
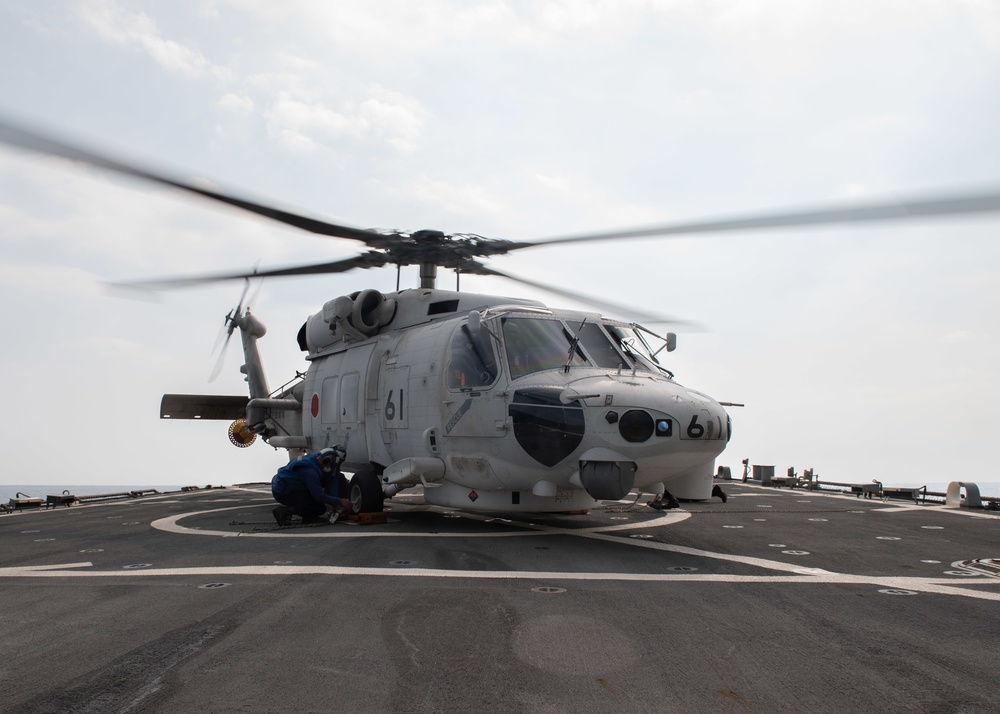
<box><xmin>149</xmin><ymin>506</ymin><xmax>690</xmax><ymax>538</ymax></box>
<box><xmin>148</xmin><ymin>502</ymin><xmax>993</xmax><ymax>587</ymax></box>
<box><xmin>0</xmin><ymin>562</ymin><xmax>997</xmax><ymax>601</ymax></box>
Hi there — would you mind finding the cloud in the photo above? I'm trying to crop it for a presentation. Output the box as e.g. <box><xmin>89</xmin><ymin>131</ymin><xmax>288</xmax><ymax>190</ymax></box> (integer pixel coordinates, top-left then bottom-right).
<box><xmin>216</xmin><ymin>93</ymin><xmax>255</xmax><ymax>114</ymax></box>
<box><xmin>0</xmin><ymin>262</ymin><xmax>102</xmax><ymax>295</ymax></box>
<box><xmin>3</xmin><ymin>0</ymin><xmax>1000</xmax><ymax>491</ymax></box>
<box><xmin>526</xmin><ymin>169</ymin><xmax>670</xmax><ymax>232</ymax></box>
<box><xmin>212</xmin><ymin>94</ymin><xmax>256</xmax><ymax>142</ymax></box>
<box><xmin>78</xmin><ymin>0</ymin><xmax>230</xmax><ymax>80</ymax></box>
<box><xmin>263</xmin><ymin>87</ymin><xmax>426</xmax><ymax>153</ymax></box>
<box><xmin>943</xmin><ymin>329</ymin><xmax>974</xmax><ymax>344</ymax></box>
<box><xmin>406</xmin><ymin>177</ymin><xmax>506</xmax><ymax>218</ymax></box>
<box><xmin>0</xmin><ymin>153</ymin><xmax>288</xmax><ymax>281</ymax></box>
<box><xmin>357</xmin><ymin>88</ymin><xmax>426</xmax><ymax>152</ymax></box>
<box><xmin>213</xmin><ymin>0</ymin><xmax>519</xmax><ymax>49</ymax></box>
<box><xmin>962</xmin><ymin>0</ymin><xmax>1000</xmax><ymax>48</ymax></box>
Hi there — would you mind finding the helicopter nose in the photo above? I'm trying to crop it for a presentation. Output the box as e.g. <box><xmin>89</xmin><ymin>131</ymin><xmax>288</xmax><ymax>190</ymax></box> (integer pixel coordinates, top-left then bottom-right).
<box><xmin>560</xmin><ymin>379</ymin><xmax>731</xmax><ymax>445</ymax></box>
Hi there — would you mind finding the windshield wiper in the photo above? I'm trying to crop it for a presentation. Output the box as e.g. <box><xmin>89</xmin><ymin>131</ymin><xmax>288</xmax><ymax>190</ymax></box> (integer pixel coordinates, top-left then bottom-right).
<box><xmin>563</xmin><ymin>319</ymin><xmax>586</xmax><ymax>373</ymax></box>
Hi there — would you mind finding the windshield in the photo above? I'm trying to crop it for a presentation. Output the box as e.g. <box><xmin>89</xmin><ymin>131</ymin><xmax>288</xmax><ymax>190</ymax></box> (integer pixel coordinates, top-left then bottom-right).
<box><xmin>573</xmin><ymin>320</ymin><xmax>631</xmax><ymax>370</ymax></box>
<box><xmin>501</xmin><ymin>316</ymin><xmax>659</xmax><ymax>379</ymax></box>
<box><xmin>605</xmin><ymin>325</ymin><xmax>666</xmax><ymax>374</ymax></box>
<box><xmin>502</xmin><ymin>317</ymin><xmax>586</xmax><ymax>379</ymax></box>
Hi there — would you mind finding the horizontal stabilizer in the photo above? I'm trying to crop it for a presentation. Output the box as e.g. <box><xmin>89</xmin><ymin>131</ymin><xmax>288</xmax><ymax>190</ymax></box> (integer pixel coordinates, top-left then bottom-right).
<box><xmin>160</xmin><ymin>394</ymin><xmax>248</xmax><ymax>420</ymax></box>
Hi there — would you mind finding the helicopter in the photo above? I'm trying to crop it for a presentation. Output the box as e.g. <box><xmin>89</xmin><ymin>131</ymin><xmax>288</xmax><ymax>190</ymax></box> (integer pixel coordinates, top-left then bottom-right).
<box><xmin>3</xmin><ymin>118</ymin><xmax>1000</xmax><ymax>514</ymax></box>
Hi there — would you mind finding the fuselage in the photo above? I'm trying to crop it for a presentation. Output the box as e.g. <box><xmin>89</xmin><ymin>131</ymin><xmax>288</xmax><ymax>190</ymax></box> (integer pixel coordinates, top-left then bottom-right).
<box><xmin>277</xmin><ymin>288</ymin><xmax>730</xmax><ymax>512</ymax></box>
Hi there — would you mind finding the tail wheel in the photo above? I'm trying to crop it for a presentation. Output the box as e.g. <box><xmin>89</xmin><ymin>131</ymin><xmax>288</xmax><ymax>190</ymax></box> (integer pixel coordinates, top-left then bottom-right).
<box><xmin>349</xmin><ymin>469</ymin><xmax>384</xmax><ymax>513</ymax></box>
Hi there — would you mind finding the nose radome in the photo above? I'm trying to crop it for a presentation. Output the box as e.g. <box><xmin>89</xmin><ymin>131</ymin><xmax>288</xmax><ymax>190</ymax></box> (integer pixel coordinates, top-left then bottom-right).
<box><xmin>559</xmin><ymin>377</ymin><xmax>730</xmax><ymax>446</ymax></box>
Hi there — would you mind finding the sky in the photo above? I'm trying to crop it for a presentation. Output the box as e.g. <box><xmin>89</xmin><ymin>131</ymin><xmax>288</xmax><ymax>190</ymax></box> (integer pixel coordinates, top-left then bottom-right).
<box><xmin>1</xmin><ymin>0</ymin><xmax>999</xmax><ymax>491</ymax></box>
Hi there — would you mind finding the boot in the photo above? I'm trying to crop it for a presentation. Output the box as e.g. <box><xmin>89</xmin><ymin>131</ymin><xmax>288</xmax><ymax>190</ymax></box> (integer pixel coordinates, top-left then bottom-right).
<box><xmin>272</xmin><ymin>506</ymin><xmax>293</xmax><ymax>527</ymax></box>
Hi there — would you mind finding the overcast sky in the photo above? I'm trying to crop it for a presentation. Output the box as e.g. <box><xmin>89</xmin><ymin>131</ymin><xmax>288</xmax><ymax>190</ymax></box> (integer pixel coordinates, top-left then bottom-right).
<box><xmin>1</xmin><ymin>1</ymin><xmax>998</xmax><ymax>491</ymax></box>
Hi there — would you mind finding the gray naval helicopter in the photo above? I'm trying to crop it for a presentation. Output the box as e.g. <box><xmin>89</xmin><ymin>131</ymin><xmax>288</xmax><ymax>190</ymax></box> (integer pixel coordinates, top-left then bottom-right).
<box><xmin>3</xmin><ymin>119</ymin><xmax>1000</xmax><ymax>515</ymax></box>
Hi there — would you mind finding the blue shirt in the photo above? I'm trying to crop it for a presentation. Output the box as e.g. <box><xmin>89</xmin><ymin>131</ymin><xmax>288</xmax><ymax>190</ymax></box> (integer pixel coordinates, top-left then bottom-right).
<box><xmin>272</xmin><ymin>453</ymin><xmax>342</xmax><ymax>507</ymax></box>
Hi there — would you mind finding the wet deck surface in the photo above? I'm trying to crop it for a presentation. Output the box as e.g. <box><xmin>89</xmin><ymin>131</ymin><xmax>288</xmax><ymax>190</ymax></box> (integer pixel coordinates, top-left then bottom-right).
<box><xmin>2</xmin><ymin>480</ymin><xmax>998</xmax><ymax>713</ymax></box>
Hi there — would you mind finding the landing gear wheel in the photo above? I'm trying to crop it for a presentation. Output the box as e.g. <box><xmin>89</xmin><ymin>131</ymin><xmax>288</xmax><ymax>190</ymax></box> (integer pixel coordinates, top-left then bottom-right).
<box><xmin>349</xmin><ymin>469</ymin><xmax>384</xmax><ymax>513</ymax></box>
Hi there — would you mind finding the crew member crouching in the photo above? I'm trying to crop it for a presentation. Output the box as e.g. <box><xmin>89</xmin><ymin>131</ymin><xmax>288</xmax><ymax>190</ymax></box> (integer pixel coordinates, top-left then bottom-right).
<box><xmin>271</xmin><ymin>447</ymin><xmax>352</xmax><ymax>526</ymax></box>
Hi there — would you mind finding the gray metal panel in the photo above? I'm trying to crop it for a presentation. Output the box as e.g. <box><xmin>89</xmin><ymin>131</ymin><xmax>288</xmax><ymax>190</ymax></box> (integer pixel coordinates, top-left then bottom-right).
<box><xmin>160</xmin><ymin>394</ymin><xmax>248</xmax><ymax>420</ymax></box>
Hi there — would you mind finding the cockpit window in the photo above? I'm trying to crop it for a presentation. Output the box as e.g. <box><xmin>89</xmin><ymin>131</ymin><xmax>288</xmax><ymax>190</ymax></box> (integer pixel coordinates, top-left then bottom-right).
<box><xmin>502</xmin><ymin>317</ymin><xmax>586</xmax><ymax>379</ymax></box>
<box><xmin>605</xmin><ymin>325</ymin><xmax>656</xmax><ymax>372</ymax></box>
<box><xmin>572</xmin><ymin>321</ymin><xmax>631</xmax><ymax>369</ymax></box>
<box><xmin>498</xmin><ymin>315</ymin><xmax>671</xmax><ymax>379</ymax></box>
<box><xmin>447</xmin><ymin>324</ymin><xmax>499</xmax><ymax>390</ymax></box>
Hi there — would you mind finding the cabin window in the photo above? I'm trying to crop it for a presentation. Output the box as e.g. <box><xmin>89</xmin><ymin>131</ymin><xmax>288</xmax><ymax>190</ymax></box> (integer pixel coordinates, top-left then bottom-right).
<box><xmin>447</xmin><ymin>324</ymin><xmax>499</xmax><ymax>390</ymax></box>
<box><xmin>341</xmin><ymin>372</ymin><xmax>360</xmax><ymax>422</ymax></box>
<box><xmin>321</xmin><ymin>377</ymin><xmax>340</xmax><ymax>423</ymax></box>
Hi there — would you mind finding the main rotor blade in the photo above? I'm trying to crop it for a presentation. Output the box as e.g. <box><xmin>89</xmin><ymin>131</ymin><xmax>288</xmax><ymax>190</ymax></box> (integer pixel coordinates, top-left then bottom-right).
<box><xmin>513</xmin><ymin>189</ymin><xmax>1000</xmax><ymax>249</ymax></box>
<box><xmin>466</xmin><ymin>263</ymin><xmax>701</xmax><ymax>328</ymax></box>
<box><xmin>0</xmin><ymin>116</ymin><xmax>382</xmax><ymax>244</ymax></box>
<box><xmin>115</xmin><ymin>252</ymin><xmax>392</xmax><ymax>290</ymax></box>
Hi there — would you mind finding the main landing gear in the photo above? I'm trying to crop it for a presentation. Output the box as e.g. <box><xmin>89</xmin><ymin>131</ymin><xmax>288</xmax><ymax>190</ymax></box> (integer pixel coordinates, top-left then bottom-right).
<box><xmin>350</xmin><ymin>469</ymin><xmax>385</xmax><ymax>513</ymax></box>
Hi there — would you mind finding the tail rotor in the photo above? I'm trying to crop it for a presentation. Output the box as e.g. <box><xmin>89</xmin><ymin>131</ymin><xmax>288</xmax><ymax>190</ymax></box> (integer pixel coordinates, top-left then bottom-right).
<box><xmin>209</xmin><ymin>277</ymin><xmax>261</xmax><ymax>382</ymax></box>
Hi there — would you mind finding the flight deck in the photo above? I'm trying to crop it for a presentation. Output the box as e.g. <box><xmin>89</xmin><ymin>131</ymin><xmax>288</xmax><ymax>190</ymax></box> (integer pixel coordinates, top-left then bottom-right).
<box><xmin>2</xmin><ymin>480</ymin><xmax>997</xmax><ymax>713</ymax></box>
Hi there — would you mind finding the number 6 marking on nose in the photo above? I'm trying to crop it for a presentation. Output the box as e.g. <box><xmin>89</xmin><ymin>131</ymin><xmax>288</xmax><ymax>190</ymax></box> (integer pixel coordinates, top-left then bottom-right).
<box><xmin>686</xmin><ymin>415</ymin><xmax>705</xmax><ymax>438</ymax></box>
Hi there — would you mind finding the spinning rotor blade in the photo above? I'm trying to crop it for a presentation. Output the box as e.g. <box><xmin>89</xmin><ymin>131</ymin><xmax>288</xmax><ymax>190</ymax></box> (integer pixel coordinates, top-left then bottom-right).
<box><xmin>247</xmin><ymin>275</ymin><xmax>266</xmax><ymax>312</ymax></box>
<box><xmin>210</xmin><ymin>311</ymin><xmax>233</xmax><ymax>358</ymax></box>
<box><xmin>209</xmin><ymin>278</ymin><xmax>253</xmax><ymax>382</ymax></box>
<box><xmin>8</xmin><ymin>115</ymin><xmax>1000</xmax><ymax>299</ymax></box>
<box><xmin>208</xmin><ymin>331</ymin><xmax>235</xmax><ymax>383</ymax></box>
<box><xmin>115</xmin><ymin>252</ymin><xmax>392</xmax><ymax>290</ymax></box>
<box><xmin>465</xmin><ymin>262</ymin><xmax>701</xmax><ymax>328</ymax></box>
<box><xmin>512</xmin><ymin>189</ymin><xmax>1000</xmax><ymax>250</ymax></box>
<box><xmin>0</xmin><ymin>116</ymin><xmax>381</xmax><ymax>245</ymax></box>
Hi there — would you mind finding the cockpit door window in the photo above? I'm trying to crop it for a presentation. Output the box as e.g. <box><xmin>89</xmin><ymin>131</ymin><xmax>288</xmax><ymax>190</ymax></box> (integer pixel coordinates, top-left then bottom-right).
<box><xmin>447</xmin><ymin>324</ymin><xmax>500</xmax><ymax>391</ymax></box>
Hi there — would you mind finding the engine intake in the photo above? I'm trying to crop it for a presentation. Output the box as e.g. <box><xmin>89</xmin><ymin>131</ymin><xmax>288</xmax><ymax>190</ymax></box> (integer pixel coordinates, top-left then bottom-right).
<box><xmin>302</xmin><ymin>290</ymin><xmax>397</xmax><ymax>351</ymax></box>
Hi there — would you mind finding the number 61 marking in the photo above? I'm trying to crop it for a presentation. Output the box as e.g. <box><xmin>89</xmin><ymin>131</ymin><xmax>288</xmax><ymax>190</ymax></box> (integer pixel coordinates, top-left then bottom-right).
<box><xmin>385</xmin><ymin>389</ymin><xmax>404</xmax><ymax>420</ymax></box>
